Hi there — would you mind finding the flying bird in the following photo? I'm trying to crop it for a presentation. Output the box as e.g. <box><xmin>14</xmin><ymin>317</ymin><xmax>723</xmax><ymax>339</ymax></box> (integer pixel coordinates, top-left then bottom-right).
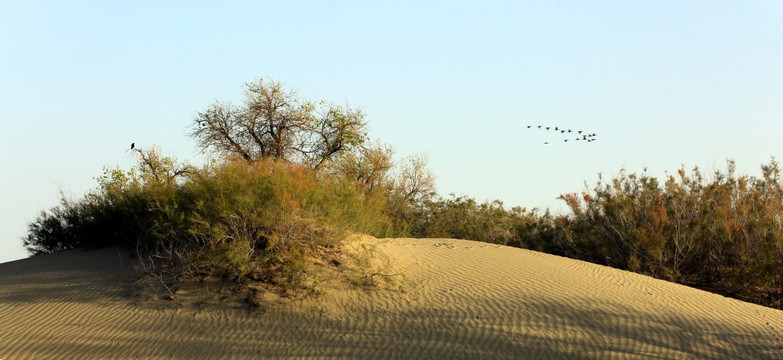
<box><xmin>525</xmin><ymin>124</ymin><xmax>598</xmax><ymax>145</ymax></box>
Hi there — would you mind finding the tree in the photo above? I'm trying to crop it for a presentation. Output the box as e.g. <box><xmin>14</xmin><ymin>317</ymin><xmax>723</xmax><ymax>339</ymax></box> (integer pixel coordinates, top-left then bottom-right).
<box><xmin>395</xmin><ymin>152</ymin><xmax>436</xmax><ymax>205</ymax></box>
<box><xmin>326</xmin><ymin>140</ymin><xmax>395</xmax><ymax>194</ymax></box>
<box><xmin>190</xmin><ymin>78</ymin><xmax>367</xmax><ymax>170</ymax></box>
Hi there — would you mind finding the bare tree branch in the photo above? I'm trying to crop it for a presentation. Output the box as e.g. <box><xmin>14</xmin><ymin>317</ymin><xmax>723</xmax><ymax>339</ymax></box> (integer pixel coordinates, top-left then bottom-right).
<box><xmin>190</xmin><ymin>78</ymin><xmax>367</xmax><ymax>169</ymax></box>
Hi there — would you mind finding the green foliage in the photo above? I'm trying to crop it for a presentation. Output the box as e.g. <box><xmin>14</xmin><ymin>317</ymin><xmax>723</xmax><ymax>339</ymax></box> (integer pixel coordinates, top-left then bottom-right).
<box><xmin>557</xmin><ymin>159</ymin><xmax>783</xmax><ymax>308</ymax></box>
<box><xmin>413</xmin><ymin>196</ymin><xmax>512</xmax><ymax>243</ymax></box>
<box><xmin>24</xmin><ymin>149</ymin><xmax>391</xmax><ymax>296</ymax></box>
<box><xmin>389</xmin><ymin>158</ymin><xmax>783</xmax><ymax>309</ymax></box>
<box><xmin>402</xmin><ymin>194</ymin><xmax>560</xmax><ymax>251</ymax></box>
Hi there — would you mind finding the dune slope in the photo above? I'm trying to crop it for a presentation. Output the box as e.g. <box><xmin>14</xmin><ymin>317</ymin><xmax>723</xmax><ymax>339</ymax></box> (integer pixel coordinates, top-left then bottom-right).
<box><xmin>1</xmin><ymin>237</ymin><xmax>782</xmax><ymax>359</ymax></box>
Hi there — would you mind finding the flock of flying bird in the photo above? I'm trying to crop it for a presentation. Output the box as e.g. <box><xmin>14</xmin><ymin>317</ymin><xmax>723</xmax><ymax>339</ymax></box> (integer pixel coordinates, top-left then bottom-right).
<box><xmin>527</xmin><ymin>125</ymin><xmax>598</xmax><ymax>144</ymax></box>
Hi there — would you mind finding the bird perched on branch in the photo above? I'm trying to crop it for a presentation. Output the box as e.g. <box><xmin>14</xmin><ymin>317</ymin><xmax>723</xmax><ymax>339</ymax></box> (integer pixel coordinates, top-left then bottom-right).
<box><xmin>131</xmin><ymin>143</ymin><xmax>135</xmax><ymax>150</ymax></box>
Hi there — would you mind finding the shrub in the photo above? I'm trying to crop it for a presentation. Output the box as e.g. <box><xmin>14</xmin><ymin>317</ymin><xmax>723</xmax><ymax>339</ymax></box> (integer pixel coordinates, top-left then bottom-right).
<box><xmin>558</xmin><ymin>159</ymin><xmax>783</xmax><ymax>308</ymax></box>
<box><xmin>403</xmin><ymin>194</ymin><xmax>559</xmax><ymax>250</ymax></box>
<box><xmin>24</xmin><ymin>149</ymin><xmax>391</xmax><ymax>296</ymax></box>
<box><xmin>389</xmin><ymin>158</ymin><xmax>783</xmax><ymax>309</ymax></box>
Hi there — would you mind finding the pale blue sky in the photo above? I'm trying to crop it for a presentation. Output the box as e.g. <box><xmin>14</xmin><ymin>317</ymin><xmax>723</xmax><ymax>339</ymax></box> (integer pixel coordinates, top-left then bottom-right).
<box><xmin>2</xmin><ymin>1</ymin><xmax>782</xmax><ymax>263</ymax></box>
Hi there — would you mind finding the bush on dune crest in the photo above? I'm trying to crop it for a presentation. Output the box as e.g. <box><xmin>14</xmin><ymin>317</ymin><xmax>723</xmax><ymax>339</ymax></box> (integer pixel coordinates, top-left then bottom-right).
<box><xmin>25</xmin><ymin>78</ymin><xmax>407</xmax><ymax>297</ymax></box>
<box><xmin>25</xmin><ymin>150</ymin><xmax>391</xmax><ymax>296</ymax></box>
<box><xmin>404</xmin><ymin>194</ymin><xmax>561</xmax><ymax>251</ymax></box>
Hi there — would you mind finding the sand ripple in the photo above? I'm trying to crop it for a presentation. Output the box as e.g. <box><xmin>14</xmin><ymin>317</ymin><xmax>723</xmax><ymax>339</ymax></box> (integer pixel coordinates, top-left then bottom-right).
<box><xmin>1</xmin><ymin>238</ymin><xmax>782</xmax><ymax>359</ymax></box>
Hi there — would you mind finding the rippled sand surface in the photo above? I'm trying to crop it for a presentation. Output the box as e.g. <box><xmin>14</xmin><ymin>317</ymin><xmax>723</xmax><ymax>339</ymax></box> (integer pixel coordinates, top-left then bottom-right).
<box><xmin>1</xmin><ymin>237</ymin><xmax>782</xmax><ymax>359</ymax></box>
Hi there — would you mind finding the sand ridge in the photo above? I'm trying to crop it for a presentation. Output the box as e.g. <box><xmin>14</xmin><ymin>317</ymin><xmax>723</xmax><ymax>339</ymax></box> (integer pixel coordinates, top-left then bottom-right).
<box><xmin>1</xmin><ymin>237</ymin><xmax>782</xmax><ymax>359</ymax></box>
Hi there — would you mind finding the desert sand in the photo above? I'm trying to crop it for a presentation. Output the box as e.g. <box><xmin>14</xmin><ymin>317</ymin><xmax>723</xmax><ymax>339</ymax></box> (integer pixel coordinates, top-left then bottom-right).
<box><xmin>1</xmin><ymin>236</ymin><xmax>782</xmax><ymax>359</ymax></box>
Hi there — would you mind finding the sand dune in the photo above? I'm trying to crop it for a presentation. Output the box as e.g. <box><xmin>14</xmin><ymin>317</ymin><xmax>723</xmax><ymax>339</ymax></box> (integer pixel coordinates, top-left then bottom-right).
<box><xmin>1</xmin><ymin>237</ymin><xmax>782</xmax><ymax>359</ymax></box>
